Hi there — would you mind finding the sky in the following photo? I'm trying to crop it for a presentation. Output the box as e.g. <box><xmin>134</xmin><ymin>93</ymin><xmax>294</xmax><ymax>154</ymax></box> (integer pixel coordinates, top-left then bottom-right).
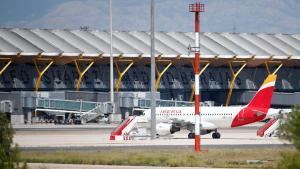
<box><xmin>0</xmin><ymin>0</ymin><xmax>300</xmax><ymax>33</ymax></box>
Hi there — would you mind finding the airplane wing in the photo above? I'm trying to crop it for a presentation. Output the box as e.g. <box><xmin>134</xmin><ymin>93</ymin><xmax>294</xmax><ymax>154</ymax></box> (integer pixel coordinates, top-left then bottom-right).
<box><xmin>170</xmin><ymin>118</ymin><xmax>217</xmax><ymax>130</ymax></box>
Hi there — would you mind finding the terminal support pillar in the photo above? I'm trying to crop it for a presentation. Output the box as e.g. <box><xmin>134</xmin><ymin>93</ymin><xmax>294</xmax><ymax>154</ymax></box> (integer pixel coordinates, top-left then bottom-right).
<box><xmin>265</xmin><ymin>61</ymin><xmax>283</xmax><ymax>75</ymax></box>
<box><xmin>189</xmin><ymin>62</ymin><xmax>210</xmax><ymax>101</ymax></box>
<box><xmin>0</xmin><ymin>58</ymin><xmax>12</xmax><ymax>75</ymax></box>
<box><xmin>225</xmin><ymin>62</ymin><xmax>247</xmax><ymax>106</ymax></box>
<box><xmin>155</xmin><ymin>60</ymin><xmax>172</xmax><ymax>91</ymax></box>
<box><xmin>74</xmin><ymin>59</ymin><xmax>94</xmax><ymax>91</ymax></box>
<box><xmin>115</xmin><ymin>60</ymin><xmax>134</xmax><ymax>92</ymax></box>
<box><xmin>34</xmin><ymin>58</ymin><xmax>54</xmax><ymax>91</ymax></box>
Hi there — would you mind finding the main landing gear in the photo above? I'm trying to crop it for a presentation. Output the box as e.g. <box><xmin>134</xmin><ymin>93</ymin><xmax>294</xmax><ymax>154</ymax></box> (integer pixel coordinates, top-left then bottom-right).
<box><xmin>212</xmin><ymin>130</ymin><xmax>221</xmax><ymax>139</ymax></box>
<box><xmin>188</xmin><ymin>132</ymin><xmax>221</xmax><ymax>139</ymax></box>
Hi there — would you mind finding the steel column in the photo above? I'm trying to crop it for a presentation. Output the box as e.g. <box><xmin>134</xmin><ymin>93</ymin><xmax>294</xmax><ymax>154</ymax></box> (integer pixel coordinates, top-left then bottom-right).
<box><xmin>74</xmin><ymin>59</ymin><xmax>94</xmax><ymax>91</ymax></box>
<box><xmin>225</xmin><ymin>62</ymin><xmax>247</xmax><ymax>106</ymax></box>
<box><xmin>33</xmin><ymin>58</ymin><xmax>54</xmax><ymax>91</ymax></box>
<box><xmin>265</xmin><ymin>61</ymin><xmax>283</xmax><ymax>75</ymax></box>
<box><xmin>273</xmin><ymin>64</ymin><xmax>283</xmax><ymax>75</ymax></box>
<box><xmin>155</xmin><ymin>61</ymin><xmax>172</xmax><ymax>91</ymax></box>
<box><xmin>150</xmin><ymin>0</ymin><xmax>156</xmax><ymax>140</ymax></box>
<box><xmin>109</xmin><ymin>0</ymin><xmax>114</xmax><ymax>107</ymax></box>
<box><xmin>189</xmin><ymin>62</ymin><xmax>210</xmax><ymax>101</ymax></box>
<box><xmin>265</xmin><ymin>62</ymin><xmax>271</xmax><ymax>75</ymax></box>
<box><xmin>0</xmin><ymin>58</ymin><xmax>12</xmax><ymax>75</ymax></box>
<box><xmin>115</xmin><ymin>60</ymin><xmax>134</xmax><ymax>92</ymax></box>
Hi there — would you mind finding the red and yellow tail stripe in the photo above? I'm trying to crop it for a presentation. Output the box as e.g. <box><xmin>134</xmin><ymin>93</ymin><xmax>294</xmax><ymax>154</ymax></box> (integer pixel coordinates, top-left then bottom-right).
<box><xmin>259</xmin><ymin>74</ymin><xmax>277</xmax><ymax>91</ymax></box>
<box><xmin>231</xmin><ymin>74</ymin><xmax>277</xmax><ymax>127</ymax></box>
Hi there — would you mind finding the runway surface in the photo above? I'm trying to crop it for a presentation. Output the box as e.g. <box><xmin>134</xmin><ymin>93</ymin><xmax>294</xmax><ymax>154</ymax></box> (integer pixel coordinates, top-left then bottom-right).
<box><xmin>13</xmin><ymin>123</ymin><xmax>291</xmax><ymax>151</ymax></box>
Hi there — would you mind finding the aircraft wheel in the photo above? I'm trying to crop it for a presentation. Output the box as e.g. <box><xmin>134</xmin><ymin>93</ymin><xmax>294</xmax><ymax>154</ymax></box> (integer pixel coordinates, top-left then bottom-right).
<box><xmin>216</xmin><ymin>132</ymin><xmax>221</xmax><ymax>138</ymax></box>
<box><xmin>188</xmin><ymin>133</ymin><xmax>195</xmax><ymax>139</ymax></box>
<box><xmin>212</xmin><ymin>132</ymin><xmax>221</xmax><ymax>139</ymax></box>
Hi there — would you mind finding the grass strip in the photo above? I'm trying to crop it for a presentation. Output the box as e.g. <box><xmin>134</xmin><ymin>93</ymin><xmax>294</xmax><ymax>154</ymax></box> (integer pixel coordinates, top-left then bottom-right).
<box><xmin>21</xmin><ymin>148</ymin><xmax>295</xmax><ymax>168</ymax></box>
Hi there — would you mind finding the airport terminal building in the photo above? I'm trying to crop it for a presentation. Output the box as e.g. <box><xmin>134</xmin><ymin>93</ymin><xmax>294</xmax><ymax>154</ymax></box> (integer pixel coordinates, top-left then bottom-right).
<box><xmin>0</xmin><ymin>28</ymin><xmax>300</xmax><ymax>124</ymax></box>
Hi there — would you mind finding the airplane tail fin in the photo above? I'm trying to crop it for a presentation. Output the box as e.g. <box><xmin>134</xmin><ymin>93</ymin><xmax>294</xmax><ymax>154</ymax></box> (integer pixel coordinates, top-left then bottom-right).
<box><xmin>247</xmin><ymin>74</ymin><xmax>277</xmax><ymax>110</ymax></box>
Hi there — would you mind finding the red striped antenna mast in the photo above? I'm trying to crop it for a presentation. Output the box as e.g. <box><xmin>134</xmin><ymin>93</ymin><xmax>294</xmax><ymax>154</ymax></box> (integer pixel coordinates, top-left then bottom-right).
<box><xmin>189</xmin><ymin>0</ymin><xmax>204</xmax><ymax>153</ymax></box>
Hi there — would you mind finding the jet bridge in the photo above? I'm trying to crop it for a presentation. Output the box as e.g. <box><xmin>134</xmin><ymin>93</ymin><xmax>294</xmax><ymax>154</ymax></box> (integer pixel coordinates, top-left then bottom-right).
<box><xmin>35</xmin><ymin>98</ymin><xmax>113</xmax><ymax>123</ymax></box>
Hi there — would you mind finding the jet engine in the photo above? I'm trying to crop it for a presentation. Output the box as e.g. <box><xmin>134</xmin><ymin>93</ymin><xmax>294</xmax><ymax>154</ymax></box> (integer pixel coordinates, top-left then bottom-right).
<box><xmin>156</xmin><ymin>123</ymin><xmax>180</xmax><ymax>136</ymax></box>
<box><xmin>200</xmin><ymin>129</ymin><xmax>214</xmax><ymax>135</ymax></box>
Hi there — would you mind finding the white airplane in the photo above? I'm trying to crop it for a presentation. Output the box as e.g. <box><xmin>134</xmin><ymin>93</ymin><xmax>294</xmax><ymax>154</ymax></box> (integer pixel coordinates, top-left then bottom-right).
<box><xmin>143</xmin><ymin>74</ymin><xmax>279</xmax><ymax>139</ymax></box>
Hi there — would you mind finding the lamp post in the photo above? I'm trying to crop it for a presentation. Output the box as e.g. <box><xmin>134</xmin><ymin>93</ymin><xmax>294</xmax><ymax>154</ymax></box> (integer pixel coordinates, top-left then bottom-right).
<box><xmin>150</xmin><ymin>0</ymin><xmax>156</xmax><ymax>140</ymax></box>
<box><xmin>109</xmin><ymin>0</ymin><xmax>114</xmax><ymax>112</ymax></box>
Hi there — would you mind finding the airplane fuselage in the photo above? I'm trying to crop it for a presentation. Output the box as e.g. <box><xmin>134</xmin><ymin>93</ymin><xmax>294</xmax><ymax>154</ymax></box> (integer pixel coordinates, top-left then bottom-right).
<box><xmin>144</xmin><ymin>105</ymin><xmax>272</xmax><ymax>130</ymax></box>
<box><xmin>151</xmin><ymin>106</ymin><xmax>241</xmax><ymax>129</ymax></box>
<box><xmin>142</xmin><ymin>74</ymin><xmax>277</xmax><ymax>138</ymax></box>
